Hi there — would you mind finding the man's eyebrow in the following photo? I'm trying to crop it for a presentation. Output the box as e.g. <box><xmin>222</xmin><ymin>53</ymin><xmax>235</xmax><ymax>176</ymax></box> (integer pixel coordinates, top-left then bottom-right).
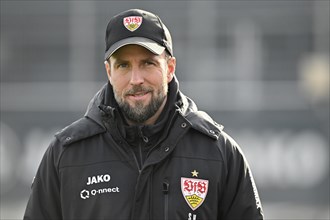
<box><xmin>111</xmin><ymin>57</ymin><xmax>127</xmax><ymax>65</ymax></box>
<box><xmin>141</xmin><ymin>56</ymin><xmax>156</xmax><ymax>61</ymax></box>
<box><xmin>142</xmin><ymin>55</ymin><xmax>162</xmax><ymax>62</ymax></box>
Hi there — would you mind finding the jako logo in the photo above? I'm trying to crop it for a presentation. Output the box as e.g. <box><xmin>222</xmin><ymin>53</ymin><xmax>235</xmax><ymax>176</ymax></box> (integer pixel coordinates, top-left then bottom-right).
<box><xmin>87</xmin><ymin>174</ymin><xmax>111</xmax><ymax>185</ymax></box>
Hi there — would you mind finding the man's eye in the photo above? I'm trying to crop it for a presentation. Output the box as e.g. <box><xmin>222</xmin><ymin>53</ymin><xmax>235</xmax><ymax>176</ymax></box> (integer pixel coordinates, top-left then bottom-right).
<box><xmin>145</xmin><ymin>61</ymin><xmax>156</xmax><ymax>67</ymax></box>
<box><xmin>117</xmin><ymin>63</ymin><xmax>128</xmax><ymax>68</ymax></box>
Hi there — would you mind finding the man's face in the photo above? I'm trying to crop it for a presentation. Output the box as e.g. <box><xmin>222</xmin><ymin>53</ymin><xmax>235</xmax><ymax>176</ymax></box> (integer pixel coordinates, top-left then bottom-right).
<box><xmin>105</xmin><ymin>45</ymin><xmax>175</xmax><ymax>125</ymax></box>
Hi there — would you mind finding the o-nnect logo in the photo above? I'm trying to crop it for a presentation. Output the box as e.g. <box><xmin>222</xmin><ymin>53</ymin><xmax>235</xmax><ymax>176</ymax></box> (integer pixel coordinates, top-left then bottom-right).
<box><xmin>80</xmin><ymin>173</ymin><xmax>120</xmax><ymax>200</ymax></box>
<box><xmin>80</xmin><ymin>187</ymin><xmax>120</xmax><ymax>200</ymax></box>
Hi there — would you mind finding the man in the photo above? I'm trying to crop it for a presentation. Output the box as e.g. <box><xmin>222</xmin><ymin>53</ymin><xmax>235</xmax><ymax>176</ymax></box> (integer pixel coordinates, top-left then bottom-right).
<box><xmin>24</xmin><ymin>9</ymin><xmax>264</xmax><ymax>220</ymax></box>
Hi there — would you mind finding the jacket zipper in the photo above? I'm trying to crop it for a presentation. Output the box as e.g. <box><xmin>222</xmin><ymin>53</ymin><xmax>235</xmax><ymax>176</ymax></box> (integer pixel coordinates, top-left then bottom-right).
<box><xmin>130</xmin><ymin>128</ymin><xmax>148</xmax><ymax>173</ymax></box>
<box><xmin>131</xmin><ymin>149</ymin><xmax>142</xmax><ymax>173</ymax></box>
<box><xmin>163</xmin><ymin>179</ymin><xmax>170</xmax><ymax>220</ymax></box>
<box><xmin>137</xmin><ymin>127</ymin><xmax>149</xmax><ymax>170</ymax></box>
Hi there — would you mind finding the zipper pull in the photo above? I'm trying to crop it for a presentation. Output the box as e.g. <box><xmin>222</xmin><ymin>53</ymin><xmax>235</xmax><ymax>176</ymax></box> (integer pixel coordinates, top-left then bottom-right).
<box><xmin>163</xmin><ymin>180</ymin><xmax>170</xmax><ymax>194</ymax></box>
<box><xmin>138</xmin><ymin>127</ymin><xmax>149</xmax><ymax>143</ymax></box>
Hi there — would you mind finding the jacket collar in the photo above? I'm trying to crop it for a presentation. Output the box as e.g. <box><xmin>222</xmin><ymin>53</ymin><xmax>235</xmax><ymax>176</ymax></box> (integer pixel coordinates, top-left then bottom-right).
<box><xmin>85</xmin><ymin>75</ymin><xmax>224</xmax><ymax>140</ymax></box>
<box><xmin>57</xmin><ymin>75</ymin><xmax>223</xmax><ymax>146</ymax></box>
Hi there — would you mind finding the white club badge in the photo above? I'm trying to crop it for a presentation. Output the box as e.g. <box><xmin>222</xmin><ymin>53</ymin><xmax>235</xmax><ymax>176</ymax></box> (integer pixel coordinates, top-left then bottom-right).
<box><xmin>181</xmin><ymin>177</ymin><xmax>209</xmax><ymax>211</ymax></box>
<box><xmin>123</xmin><ymin>16</ymin><xmax>142</xmax><ymax>32</ymax></box>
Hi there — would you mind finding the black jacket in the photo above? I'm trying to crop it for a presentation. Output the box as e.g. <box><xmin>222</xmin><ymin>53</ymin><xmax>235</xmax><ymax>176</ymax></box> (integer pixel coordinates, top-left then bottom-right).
<box><xmin>24</xmin><ymin>77</ymin><xmax>264</xmax><ymax>220</ymax></box>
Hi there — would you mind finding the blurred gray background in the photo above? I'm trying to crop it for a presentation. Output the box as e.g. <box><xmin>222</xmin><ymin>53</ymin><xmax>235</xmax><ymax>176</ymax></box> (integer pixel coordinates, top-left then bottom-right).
<box><xmin>1</xmin><ymin>1</ymin><xmax>329</xmax><ymax>219</ymax></box>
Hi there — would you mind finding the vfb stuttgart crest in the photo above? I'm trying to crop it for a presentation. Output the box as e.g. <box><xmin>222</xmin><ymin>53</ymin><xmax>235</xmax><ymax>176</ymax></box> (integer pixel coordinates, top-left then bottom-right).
<box><xmin>123</xmin><ymin>16</ymin><xmax>142</xmax><ymax>32</ymax></box>
<box><xmin>181</xmin><ymin>177</ymin><xmax>209</xmax><ymax>211</ymax></box>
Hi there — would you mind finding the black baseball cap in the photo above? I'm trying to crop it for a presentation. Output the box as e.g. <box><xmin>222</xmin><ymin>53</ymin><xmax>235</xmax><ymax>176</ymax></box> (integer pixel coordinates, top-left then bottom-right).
<box><xmin>104</xmin><ymin>9</ymin><xmax>173</xmax><ymax>61</ymax></box>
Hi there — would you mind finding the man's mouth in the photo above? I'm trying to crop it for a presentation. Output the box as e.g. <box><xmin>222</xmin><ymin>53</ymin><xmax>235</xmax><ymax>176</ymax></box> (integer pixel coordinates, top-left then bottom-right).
<box><xmin>130</xmin><ymin>91</ymin><xmax>148</xmax><ymax>97</ymax></box>
<box><xmin>126</xmin><ymin>90</ymin><xmax>151</xmax><ymax>101</ymax></box>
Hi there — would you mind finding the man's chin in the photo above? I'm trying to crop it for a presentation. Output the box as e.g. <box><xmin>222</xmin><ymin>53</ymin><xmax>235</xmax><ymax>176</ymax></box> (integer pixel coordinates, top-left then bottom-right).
<box><xmin>127</xmin><ymin>100</ymin><xmax>148</xmax><ymax>109</ymax></box>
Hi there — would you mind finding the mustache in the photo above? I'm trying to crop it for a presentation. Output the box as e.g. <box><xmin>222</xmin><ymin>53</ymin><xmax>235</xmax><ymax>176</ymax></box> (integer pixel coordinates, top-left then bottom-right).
<box><xmin>125</xmin><ymin>85</ymin><xmax>153</xmax><ymax>96</ymax></box>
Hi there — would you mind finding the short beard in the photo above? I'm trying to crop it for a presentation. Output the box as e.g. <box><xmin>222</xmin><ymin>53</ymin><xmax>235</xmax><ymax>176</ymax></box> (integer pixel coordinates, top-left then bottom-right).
<box><xmin>115</xmin><ymin>84</ymin><xmax>168</xmax><ymax>124</ymax></box>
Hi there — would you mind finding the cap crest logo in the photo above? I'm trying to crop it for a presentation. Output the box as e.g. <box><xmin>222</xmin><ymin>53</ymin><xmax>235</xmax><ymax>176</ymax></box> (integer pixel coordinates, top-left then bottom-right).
<box><xmin>181</xmin><ymin>177</ymin><xmax>209</xmax><ymax>211</ymax></box>
<box><xmin>123</xmin><ymin>16</ymin><xmax>142</xmax><ymax>32</ymax></box>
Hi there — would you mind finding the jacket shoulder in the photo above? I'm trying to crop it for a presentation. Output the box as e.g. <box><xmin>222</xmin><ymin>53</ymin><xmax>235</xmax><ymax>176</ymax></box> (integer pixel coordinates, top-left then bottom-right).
<box><xmin>54</xmin><ymin>117</ymin><xmax>105</xmax><ymax>146</ymax></box>
<box><xmin>185</xmin><ymin>111</ymin><xmax>224</xmax><ymax>140</ymax></box>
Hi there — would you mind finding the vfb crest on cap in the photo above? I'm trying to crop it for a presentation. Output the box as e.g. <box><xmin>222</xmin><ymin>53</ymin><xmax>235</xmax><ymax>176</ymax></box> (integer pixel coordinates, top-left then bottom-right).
<box><xmin>181</xmin><ymin>177</ymin><xmax>209</xmax><ymax>211</ymax></box>
<box><xmin>123</xmin><ymin>16</ymin><xmax>142</xmax><ymax>32</ymax></box>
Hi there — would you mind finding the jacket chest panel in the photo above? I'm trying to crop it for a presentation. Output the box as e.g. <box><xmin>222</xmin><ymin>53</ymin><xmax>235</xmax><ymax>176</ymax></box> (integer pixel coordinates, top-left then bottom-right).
<box><xmin>59</xmin><ymin>161</ymin><xmax>138</xmax><ymax>219</ymax></box>
<box><xmin>150</xmin><ymin>156</ymin><xmax>222</xmax><ymax>220</ymax></box>
<box><xmin>57</xmin><ymin>127</ymin><xmax>223</xmax><ymax>219</ymax></box>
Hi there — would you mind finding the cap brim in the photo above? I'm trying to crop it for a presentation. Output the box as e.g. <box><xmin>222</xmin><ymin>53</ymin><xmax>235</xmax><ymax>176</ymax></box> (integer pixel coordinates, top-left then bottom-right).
<box><xmin>105</xmin><ymin>37</ymin><xmax>165</xmax><ymax>60</ymax></box>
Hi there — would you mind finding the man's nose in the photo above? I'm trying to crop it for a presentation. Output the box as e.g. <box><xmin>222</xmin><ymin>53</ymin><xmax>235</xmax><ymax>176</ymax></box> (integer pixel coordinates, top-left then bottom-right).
<box><xmin>129</xmin><ymin>67</ymin><xmax>144</xmax><ymax>85</ymax></box>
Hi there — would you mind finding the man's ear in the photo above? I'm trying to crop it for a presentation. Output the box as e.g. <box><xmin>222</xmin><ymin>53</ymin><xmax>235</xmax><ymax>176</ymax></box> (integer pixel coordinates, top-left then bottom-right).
<box><xmin>104</xmin><ymin>60</ymin><xmax>112</xmax><ymax>84</ymax></box>
<box><xmin>167</xmin><ymin>56</ymin><xmax>176</xmax><ymax>83</ymax></box>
